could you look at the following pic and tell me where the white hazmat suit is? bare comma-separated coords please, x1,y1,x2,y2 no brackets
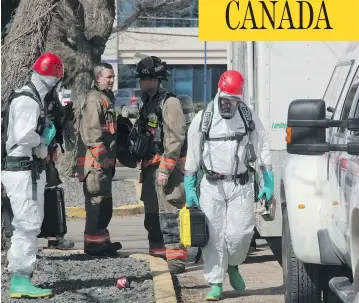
1,72,58,277
185,93,272,284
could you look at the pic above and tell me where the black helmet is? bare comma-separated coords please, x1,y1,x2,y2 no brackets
133,53,171,81
116,116,138,168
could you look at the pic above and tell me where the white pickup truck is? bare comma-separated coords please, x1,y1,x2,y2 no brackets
282,42,359,302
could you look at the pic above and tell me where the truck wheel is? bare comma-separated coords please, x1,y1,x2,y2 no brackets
282,204,321,303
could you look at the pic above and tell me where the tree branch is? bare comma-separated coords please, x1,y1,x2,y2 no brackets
1,0,21,30
111,0,185,33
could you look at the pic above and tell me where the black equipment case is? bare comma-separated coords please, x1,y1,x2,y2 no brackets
38,187,67,238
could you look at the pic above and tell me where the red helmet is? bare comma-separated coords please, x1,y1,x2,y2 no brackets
32,53,64,78
218,70,244,95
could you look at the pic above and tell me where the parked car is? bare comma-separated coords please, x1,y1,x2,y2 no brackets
282,42,359,303
59,89,71,106
114,88,142,118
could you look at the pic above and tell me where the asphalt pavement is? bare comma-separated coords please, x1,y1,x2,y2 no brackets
37,215,284,303
113,166,138,181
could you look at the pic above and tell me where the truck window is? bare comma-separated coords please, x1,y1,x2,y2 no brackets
338,67,359,133
323,62,353,115
351,98,359,137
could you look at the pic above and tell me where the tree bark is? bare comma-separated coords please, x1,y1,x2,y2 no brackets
1,0,187,178
45,0,116,178
1,0,58,103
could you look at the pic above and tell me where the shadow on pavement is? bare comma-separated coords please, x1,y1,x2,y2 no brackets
181,284,209,290
181,264,203,273
171,273,184,303
243,254,278,264
37,252,132,261
223,285,284,299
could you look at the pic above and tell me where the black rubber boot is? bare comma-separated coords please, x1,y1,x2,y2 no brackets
108,241,122,251
84,243,119,257
47,237,75,250
167,258,186,274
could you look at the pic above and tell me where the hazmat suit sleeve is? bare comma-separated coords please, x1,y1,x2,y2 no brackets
80,99,108,162
184,111,203,176
250,109,272,170
159,97,186,175
11,96,41,148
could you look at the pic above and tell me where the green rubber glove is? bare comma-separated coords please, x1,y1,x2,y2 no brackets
184,175,199,207
258,170,274,201
42,121,56,146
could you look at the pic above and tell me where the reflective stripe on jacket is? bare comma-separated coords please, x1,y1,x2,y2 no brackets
76,88,117,181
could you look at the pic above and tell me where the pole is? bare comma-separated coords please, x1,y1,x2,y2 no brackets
198,41,208,131
204,41,207,105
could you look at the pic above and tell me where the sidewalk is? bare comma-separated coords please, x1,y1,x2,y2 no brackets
176,240,284,303
38,215,284,302
38,214,148,253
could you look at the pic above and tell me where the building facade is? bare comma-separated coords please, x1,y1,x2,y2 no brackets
102,0,228,103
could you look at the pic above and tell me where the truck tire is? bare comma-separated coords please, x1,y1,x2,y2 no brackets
282,204,321,303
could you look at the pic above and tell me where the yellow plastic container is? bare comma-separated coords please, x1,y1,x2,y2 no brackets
180,206,209,248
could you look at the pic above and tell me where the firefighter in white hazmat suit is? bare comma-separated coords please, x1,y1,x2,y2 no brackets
184,70,274,301
1,53,64,298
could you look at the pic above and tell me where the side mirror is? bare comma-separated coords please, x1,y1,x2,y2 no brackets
286,99,359,156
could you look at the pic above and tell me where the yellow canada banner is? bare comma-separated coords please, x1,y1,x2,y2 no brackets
198,0,359,41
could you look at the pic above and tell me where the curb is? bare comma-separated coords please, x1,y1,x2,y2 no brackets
40,250,178,303
130,254,177,303
65,179,144,219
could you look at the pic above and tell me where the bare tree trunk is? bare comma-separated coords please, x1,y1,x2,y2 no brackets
1,0,58,103
1,0,186,179
1,0,115,178
44,0,115,178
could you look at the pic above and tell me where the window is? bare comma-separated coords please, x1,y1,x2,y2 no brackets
174,68,193,96
353,97,359,137
116,90,129,98
118,0,137,26
118,64,227,103
338,67,359,133
323,62,353,119
118,0,198,28
122,91,130,97
118,65,137,89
